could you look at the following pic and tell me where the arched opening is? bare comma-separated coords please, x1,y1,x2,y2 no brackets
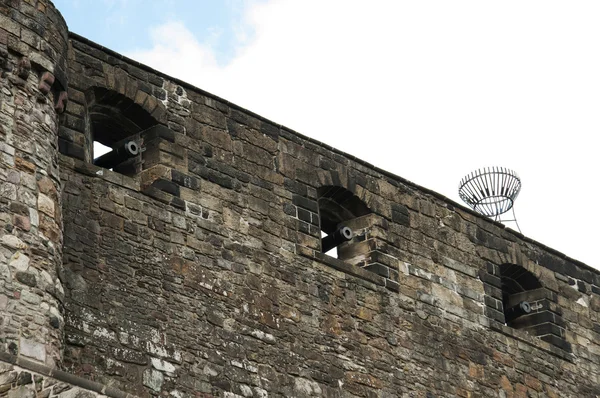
86,87,157,176
498,263,569,351
317,186,371,259
500,264,543,328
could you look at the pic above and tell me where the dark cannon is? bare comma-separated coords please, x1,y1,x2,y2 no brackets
322,226,353,253
505,301,532,322
93,140,140,169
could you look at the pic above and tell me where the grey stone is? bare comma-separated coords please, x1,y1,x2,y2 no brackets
19,338,45,362
143,369,164,392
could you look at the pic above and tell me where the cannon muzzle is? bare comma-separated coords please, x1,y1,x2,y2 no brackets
505,300,531,322
322,226,353,253
93,140,140,169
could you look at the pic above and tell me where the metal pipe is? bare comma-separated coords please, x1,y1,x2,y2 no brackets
322,226,353,253
505,300,531,322
93,140,139,169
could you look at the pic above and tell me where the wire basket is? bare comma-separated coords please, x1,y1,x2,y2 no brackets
458,167,521,217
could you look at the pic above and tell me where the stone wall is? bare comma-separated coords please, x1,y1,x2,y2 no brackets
0,351,134,398
53,32,600,398
0,362,99,398
1,2,600,398
1,0,69,368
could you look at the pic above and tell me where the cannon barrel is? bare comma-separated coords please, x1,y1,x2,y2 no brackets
93,140,140,169
322,226,353,253
505,300,531,322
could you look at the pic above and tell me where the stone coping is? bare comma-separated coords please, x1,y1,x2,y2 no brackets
0,351,137,398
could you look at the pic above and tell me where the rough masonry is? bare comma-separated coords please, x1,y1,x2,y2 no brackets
1,1,600,398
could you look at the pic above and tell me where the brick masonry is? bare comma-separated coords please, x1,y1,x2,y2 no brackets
2,1,600,398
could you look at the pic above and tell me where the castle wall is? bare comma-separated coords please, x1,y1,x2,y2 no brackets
0,0,69,368
1,2,599,397
51,33,600,398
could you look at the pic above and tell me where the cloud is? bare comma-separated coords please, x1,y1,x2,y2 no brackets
127,21,222,89
125,0,600,268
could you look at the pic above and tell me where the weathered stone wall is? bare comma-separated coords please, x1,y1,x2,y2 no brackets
0,0,69,368
51,33,600,398
1,2,600,397
0,362,100,398
0,351,134,398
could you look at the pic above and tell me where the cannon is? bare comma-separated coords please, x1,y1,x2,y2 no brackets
322,225,353,253
93,140,140,169
505,300,531,322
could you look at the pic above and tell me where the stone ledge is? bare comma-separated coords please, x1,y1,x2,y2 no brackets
59,155,140,191
488,321,574,362
0,351,137,398
298,246,391,289
60,155,185,210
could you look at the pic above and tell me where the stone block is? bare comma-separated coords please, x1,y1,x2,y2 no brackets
7,385,35,398
37,193,55,217
19,337,46,362
15,271,36,287
2,235,27,250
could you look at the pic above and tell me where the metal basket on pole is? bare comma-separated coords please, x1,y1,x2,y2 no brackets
458,167,522,233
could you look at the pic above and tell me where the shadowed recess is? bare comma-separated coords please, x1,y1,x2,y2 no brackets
87,87,156,147
499,263,542,297
317,186,371,235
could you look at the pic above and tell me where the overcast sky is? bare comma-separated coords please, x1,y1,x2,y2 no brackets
54,0,599,269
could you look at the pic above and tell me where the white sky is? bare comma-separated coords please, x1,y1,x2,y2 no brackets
122,1,599,269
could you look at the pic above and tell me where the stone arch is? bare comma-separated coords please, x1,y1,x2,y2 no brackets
99,64,168,124
316,186,373,261
58,62,168,163
499,264,544,327
483,262,570,352
84,87,159,175
317,185,371,235
315,185,396,285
